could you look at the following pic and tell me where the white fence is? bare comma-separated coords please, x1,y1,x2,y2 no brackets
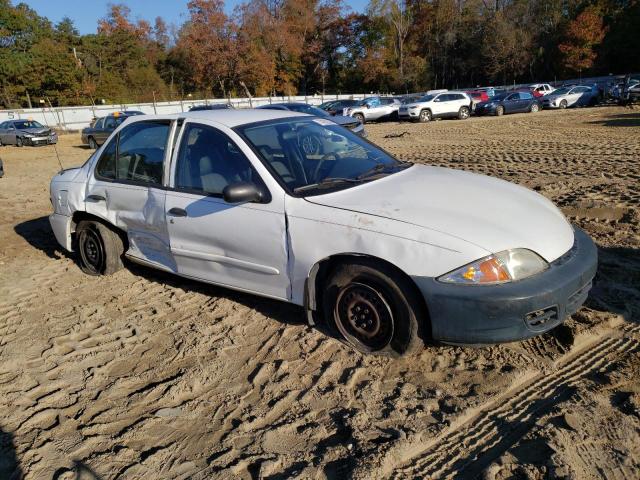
0,94,367,131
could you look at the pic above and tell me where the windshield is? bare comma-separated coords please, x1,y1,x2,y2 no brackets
491,93,508,101
14,120,44,129
285,104,329,117
235,118,409,196
553,87,572,95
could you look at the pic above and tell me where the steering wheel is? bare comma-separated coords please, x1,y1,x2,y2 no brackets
313,152,340,182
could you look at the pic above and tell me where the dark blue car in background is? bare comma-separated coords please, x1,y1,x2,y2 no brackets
475,91,541,116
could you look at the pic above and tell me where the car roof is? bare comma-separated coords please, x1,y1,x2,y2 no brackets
124,108,311,128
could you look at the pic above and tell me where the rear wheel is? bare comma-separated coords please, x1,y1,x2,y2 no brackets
458,106,470,119
16,137,23,147
323,259,424,356
77,220,124,276
495,105,504,116
419,109,432,123
88,137,98,149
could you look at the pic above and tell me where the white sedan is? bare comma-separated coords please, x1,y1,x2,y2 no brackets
49,110,597,355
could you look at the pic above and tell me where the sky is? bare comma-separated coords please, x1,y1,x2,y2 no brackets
20,0,369,35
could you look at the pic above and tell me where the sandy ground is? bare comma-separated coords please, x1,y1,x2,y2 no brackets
0,106,639,480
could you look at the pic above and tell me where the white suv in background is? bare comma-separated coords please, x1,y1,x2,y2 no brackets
399,92,472,122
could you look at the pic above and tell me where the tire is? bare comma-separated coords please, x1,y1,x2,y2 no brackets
418,109,432,123
559,100,568,109
76,220,124,276
530,103,539,113
495,105,504,116
88,137,98,149
322,259,424,357
354,113,365,124
16,137,23,147
458,106,470,120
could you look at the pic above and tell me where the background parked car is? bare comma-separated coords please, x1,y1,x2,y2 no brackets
321,99,359,116
466,90,490,111
0,119,58,147
541,85,600,109
475,91,541,116
344,96,401,124
620,74,640,104
81,112,141,148
189,104,233,111
529,83,555,96
257,102,365,136
399,92,472,122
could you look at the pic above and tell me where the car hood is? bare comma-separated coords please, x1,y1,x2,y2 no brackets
21,127,52,135
331,115,360,127
306,165,574,262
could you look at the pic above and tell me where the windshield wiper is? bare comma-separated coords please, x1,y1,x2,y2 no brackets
356,160,412,180
293,177,361,194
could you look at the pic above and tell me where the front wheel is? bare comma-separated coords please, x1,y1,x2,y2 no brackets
354,113,365,124
16,137,23,147
323,260,424,356
77,220,124,276
458,106,470,119
88,137,98,149
495,105,504,116
530,103,539,113
559,100,568,109
419,109,432,122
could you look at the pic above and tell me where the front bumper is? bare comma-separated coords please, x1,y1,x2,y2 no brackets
398,108,420,119
25,134,58,145
413,227,598,345
474,105,497,116
542,100,561,109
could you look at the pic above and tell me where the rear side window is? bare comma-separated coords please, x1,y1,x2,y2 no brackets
95,121,170,185
104,117,117,129
174,123,259,196
118,122,169,185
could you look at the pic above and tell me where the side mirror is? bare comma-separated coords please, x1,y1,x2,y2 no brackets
222,182,265,204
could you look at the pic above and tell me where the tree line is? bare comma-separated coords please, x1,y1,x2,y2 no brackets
0,0,638,108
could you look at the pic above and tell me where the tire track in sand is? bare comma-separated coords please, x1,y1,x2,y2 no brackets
388,323,640,479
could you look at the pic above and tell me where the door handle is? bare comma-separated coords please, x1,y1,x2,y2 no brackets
168,207,188,217
87,194,106,202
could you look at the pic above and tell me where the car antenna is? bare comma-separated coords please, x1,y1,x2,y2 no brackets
52,142,65,173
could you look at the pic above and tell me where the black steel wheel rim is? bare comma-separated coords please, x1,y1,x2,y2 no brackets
79,228,104,274
335,282,394,351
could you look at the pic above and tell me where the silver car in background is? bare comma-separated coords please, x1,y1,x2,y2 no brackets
345,97,401,124
541,85,600,109
0,119,58,147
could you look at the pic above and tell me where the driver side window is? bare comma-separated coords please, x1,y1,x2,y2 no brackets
174,123,259,197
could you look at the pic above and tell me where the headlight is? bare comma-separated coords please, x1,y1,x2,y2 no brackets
438,249,548,285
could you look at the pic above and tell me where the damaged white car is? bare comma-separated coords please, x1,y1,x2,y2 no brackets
49,110,597,356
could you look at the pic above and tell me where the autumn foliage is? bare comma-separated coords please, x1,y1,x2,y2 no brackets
0,0,638,108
